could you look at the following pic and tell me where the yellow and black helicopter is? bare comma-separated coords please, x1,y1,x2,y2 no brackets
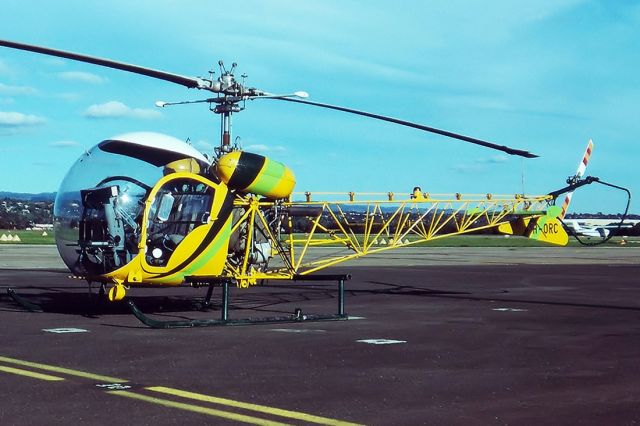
1,40,623,327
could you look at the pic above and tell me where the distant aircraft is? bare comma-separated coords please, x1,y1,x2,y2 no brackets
562,220,609,239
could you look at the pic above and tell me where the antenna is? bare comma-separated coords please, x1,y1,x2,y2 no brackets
521,158,526,195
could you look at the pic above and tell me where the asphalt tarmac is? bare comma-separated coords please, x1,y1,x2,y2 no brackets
0,246,639,425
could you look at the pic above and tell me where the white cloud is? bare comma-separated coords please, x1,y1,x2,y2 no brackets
452,154,509,172
214,34,431,86
49,140,80,148
56,92,83,101
58,71,106,84
0,59,11,75
452,163,484,173
84,101,161,119
476,155,508,164
244,144,269,152
439,94,512,111
244,144,287,153
0,83,38,96
43,58,67,67
0,111,46,127
194,139,214,151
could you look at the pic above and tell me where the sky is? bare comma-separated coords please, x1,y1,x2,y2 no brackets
0,0,638,213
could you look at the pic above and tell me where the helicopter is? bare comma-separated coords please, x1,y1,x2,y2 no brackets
1,39,608,327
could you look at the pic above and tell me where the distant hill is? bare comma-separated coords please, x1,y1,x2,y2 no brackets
0,192,56,202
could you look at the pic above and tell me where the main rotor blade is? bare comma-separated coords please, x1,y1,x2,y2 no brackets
275,97,538,158
0,39,209,90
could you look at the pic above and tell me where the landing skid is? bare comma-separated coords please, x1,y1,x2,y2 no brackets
128,274,351,329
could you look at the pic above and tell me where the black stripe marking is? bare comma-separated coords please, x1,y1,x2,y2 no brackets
227,152,265,190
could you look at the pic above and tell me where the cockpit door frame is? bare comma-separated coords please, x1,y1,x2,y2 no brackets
138,172,226,274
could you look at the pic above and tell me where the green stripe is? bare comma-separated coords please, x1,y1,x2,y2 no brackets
245,158,285,196
529,217,547,240
150,191,234,281
546,205,562,218
182,219,232,276
157,222,231,283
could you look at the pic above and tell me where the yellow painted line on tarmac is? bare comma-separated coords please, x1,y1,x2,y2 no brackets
148,386,363,426
108,390,291,426
0,365,65,381
0,356,361,425
0,355,127,383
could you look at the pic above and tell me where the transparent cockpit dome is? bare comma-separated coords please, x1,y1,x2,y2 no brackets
53,132,210,274
53,146,160,273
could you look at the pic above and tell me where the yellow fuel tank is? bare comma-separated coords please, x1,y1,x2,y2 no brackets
216,151,296,199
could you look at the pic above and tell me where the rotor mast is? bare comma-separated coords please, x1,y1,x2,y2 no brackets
221,111,232,153
208,60,243,157
155,60,307,159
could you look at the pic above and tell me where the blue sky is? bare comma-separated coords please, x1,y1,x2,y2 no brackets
1,0,638,213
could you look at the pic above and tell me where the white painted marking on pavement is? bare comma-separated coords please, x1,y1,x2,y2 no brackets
357,339,407,345
492,308,528,312
42,328,89,334
269,329,327,333
96,383,132,390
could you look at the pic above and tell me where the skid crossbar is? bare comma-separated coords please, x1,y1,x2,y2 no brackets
128,274,351,329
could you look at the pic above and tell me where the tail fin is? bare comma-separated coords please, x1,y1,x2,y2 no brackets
559,139,594,219
498,212,569,246
496,141,594,246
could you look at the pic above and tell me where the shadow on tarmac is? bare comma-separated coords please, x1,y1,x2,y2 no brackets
357,280,640,312
3,271,640,322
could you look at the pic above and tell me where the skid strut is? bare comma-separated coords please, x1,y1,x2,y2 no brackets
128,274,351,329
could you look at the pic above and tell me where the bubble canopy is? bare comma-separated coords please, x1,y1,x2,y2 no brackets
53,132,210,274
